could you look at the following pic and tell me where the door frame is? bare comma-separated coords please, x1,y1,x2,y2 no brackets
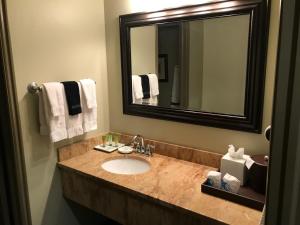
266,0,300,224
0,0,32,225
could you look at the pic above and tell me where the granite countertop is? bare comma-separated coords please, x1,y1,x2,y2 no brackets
58,150,262,225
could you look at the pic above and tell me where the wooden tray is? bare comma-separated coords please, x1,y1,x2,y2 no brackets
201,179,265,211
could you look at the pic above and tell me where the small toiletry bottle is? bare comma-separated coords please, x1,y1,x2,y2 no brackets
108,133,113,146
101,135,107,147
113,134,120,147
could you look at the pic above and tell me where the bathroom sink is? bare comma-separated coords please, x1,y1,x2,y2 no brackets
101,156,150,175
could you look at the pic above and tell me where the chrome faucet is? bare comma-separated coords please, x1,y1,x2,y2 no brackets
128,135,154,156
130,134,144,152
145,144,155,156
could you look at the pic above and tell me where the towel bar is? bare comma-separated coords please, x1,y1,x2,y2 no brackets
27,82,42,94
27,81,96,94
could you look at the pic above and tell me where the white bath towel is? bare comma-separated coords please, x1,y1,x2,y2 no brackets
79,79,97,109
43,82,65,116
79,80,97,132
40,83,67,142
63,82,84,138
132,75,143,103
147,74,159,97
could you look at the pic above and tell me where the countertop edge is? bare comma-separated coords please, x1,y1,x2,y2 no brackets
57,162,227,225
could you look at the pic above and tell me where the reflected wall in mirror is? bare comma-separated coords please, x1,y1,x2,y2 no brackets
120,0,269,132
130,15,250,116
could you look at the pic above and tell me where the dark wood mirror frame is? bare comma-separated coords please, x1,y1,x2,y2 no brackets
119,0,269,133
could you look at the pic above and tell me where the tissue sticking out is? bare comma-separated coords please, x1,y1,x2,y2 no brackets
228,145,244,159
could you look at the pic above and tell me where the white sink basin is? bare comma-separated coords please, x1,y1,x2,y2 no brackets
101,156,150,175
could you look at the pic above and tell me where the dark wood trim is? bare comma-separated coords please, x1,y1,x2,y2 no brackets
0,0,32,224
266,0,300,224
119,0,270,133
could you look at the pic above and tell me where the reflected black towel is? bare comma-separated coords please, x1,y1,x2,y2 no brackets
140,75,150,99
61,81,82,115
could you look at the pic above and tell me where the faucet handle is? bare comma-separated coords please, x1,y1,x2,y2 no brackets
145,144,155,156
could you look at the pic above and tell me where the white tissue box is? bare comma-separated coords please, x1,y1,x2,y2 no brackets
220,153,248,185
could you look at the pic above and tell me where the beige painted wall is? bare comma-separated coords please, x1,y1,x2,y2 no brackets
104,0,281,155
6,0,109,225
201,15,249,115
188,20,204,109
131,26,157,75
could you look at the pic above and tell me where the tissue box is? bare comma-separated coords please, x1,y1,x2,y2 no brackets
220,153,248,185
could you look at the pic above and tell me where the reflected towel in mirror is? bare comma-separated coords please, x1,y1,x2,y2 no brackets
132,75,143,103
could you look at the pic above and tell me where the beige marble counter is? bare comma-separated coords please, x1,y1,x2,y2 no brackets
58,148,262,225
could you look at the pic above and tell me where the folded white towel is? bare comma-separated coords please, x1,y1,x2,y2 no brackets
222,173,241,193
147,74,159,97
63,82,84,138
207,171,222,188
79,80,97,132
79,79,97,109
132,75,143,103
43,82,65,116
41,83,67,142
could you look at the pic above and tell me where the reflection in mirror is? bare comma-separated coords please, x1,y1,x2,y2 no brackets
130,14,250,116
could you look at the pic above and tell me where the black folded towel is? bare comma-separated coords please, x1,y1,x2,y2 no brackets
140,75,150,99
61,81,82,115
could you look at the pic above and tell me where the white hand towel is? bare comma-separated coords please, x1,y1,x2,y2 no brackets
147,74,159,97
43,82,65,116
207,171,222,188
41,83,67,142
63,82,84,138
132,75,143,103
79,81,97,132
79,79,97,109
222,173,241,193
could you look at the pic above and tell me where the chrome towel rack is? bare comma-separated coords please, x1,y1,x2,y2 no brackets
27,82,43,94
27,81,96,94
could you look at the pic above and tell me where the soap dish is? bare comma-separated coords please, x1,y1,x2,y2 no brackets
118,146,133,154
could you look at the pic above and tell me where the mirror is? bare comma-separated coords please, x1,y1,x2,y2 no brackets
130,14,250,116
120,0,269,132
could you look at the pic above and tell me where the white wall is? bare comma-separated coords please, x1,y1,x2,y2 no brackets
131,26,157,75
6,0,109,224
104,0,281,155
